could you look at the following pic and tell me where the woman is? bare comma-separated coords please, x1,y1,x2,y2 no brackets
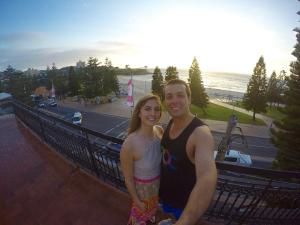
120,94,163,225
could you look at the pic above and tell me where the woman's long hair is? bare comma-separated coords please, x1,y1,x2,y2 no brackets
127,94,162,135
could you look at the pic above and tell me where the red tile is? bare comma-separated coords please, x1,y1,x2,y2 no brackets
0,117,131,225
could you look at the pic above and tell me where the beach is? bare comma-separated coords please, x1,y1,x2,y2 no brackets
118,76,245,103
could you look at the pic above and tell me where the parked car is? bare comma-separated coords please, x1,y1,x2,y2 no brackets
72,112,82,125
106,142,122,152
38,102,46,108
49,101,57,107
214,150,252,166
108,96,117,102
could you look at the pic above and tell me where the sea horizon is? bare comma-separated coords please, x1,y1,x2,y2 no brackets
145,68,251,77
118,71,249,101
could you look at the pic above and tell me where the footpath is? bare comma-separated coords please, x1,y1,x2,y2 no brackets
59,97,272,139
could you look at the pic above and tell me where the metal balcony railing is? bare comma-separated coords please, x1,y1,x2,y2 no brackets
10,101,300,225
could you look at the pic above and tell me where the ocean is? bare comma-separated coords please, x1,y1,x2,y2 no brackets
118,71,251,101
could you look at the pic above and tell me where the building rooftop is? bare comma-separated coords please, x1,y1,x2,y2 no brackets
0,115,131,225
1,101,300,225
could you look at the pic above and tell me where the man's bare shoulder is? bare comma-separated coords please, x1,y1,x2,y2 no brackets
154,124,163,132
153,125,164,139
192,125,213,139
190,125,214,152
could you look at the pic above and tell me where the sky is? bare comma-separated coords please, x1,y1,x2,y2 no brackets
0,0,299,75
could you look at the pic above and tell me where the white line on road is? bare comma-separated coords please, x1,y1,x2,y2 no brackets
248,144,275,149
251,155,274,162
232,142,275,149
117,132,126,138
104,119,129,134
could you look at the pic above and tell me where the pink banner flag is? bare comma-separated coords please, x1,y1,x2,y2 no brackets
127,78,134,107
51,81,55,98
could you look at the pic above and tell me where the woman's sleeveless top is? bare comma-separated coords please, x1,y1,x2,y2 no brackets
133,138,161,180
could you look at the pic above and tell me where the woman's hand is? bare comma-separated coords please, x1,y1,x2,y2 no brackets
158,218,173,225
135,200,147,212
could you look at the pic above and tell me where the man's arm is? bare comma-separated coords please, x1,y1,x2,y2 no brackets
175,126,217,225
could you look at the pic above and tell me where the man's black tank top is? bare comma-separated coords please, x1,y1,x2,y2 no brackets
159,116,205,209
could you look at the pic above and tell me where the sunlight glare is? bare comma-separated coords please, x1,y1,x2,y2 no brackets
126,6,290,74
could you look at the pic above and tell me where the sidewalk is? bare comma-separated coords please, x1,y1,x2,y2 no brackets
59,97,271,138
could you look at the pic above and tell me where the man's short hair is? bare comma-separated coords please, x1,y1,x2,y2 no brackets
164,79,191,97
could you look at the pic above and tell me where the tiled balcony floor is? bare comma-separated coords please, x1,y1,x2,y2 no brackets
0,115,131,225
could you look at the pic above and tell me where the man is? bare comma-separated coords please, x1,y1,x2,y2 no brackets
158,79,217,225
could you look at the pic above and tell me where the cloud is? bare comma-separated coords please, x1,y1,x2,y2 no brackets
0,32,47,48
0,41,137,71
95,40,133,49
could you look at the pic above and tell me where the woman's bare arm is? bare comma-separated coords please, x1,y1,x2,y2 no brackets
120,138,146,211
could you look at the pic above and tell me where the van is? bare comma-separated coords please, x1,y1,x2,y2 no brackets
72,112,82,125
214,150,252,166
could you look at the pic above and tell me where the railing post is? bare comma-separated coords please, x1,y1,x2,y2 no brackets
238,180,273,225
83,129,100,177
37,111,47,142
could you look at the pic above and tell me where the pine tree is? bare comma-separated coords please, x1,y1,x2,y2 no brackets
165,66,179,82
4,65,15,76
48,63,57,79
271,21,300,171
54,74,68,98
267,71,278,107
81,57,101,98
188,57,208,112
1,65,15,92
151,66,164,99
6,67,32,104
68,66,80,96
102,66,119,95
276,70,288,106
243,56,268,120
87,57,100,69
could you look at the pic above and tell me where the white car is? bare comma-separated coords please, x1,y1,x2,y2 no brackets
72,112,82,125
38,102,46,108
106,142,122,152
214,150,252,166
49,101,57,107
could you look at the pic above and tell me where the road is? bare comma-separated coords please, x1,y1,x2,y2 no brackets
212,131,276,168
41,104,277,169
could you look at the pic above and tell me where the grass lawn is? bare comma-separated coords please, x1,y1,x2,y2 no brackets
190,103,266,125
227,100,285,121
264,106,286,121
